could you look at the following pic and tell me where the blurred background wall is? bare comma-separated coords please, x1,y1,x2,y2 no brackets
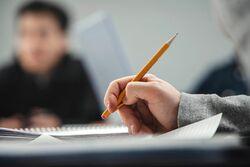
0,0,233,91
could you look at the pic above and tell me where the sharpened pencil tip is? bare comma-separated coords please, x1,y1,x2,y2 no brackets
167,33,178,46
101,110,111,119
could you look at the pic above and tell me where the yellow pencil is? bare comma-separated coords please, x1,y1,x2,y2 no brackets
101,33,178,119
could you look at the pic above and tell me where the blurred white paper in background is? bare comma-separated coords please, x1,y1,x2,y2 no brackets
70,12,132,123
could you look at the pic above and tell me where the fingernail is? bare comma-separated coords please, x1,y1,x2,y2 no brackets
107,102,111,111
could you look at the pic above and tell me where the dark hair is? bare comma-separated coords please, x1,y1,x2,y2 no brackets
17,1,69,32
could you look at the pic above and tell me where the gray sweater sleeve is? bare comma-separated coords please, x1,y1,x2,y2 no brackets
178,93,250,133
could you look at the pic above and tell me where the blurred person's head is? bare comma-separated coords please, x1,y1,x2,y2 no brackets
212,0,250,84
15,1,69,75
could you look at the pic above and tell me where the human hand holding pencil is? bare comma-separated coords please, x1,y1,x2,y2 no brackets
102,34,180,134
104,74,181,135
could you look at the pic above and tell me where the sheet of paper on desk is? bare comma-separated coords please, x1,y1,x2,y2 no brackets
30,134,63,144
156,113,222,140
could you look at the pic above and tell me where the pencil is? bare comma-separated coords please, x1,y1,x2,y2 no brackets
101,33,178,119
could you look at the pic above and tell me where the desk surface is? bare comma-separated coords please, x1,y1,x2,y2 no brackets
0,135,249,167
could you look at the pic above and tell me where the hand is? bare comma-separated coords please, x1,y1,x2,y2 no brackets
104,74,181,135
28,108,61,128
0,115,24,128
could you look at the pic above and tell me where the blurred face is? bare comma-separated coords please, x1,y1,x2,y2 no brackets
16,12,67,75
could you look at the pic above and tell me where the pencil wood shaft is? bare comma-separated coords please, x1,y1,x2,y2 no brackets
101,33,178,119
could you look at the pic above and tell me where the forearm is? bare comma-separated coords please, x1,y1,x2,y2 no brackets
178,93,250,133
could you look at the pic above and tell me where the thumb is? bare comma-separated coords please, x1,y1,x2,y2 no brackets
123,82,156,105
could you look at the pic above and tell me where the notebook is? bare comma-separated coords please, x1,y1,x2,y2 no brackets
0,113,222,142
0,124,128,140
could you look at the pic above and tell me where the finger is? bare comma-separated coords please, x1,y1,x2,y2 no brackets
142,74,160,82
0,118,23,129
136,100,154,127
105,93,117,113
104,76,134,112
118,106,153,134
118,105,141,134
123,81,157,105
104,74,161,112
137,124,153,134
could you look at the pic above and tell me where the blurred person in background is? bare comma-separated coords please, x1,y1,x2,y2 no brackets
193,0,250,97
0,1,101,128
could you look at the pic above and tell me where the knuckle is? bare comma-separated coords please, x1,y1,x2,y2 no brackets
144,74,159,82
146,73,156,78
126,82,134,92
147,82,164,96
147,81,158,88
108,80,117,88
126,82,133,89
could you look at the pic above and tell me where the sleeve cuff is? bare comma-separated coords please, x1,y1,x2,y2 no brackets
177,92,214,127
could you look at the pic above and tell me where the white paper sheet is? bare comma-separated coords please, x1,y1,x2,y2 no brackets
30,134,63,144
157,113,222,140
